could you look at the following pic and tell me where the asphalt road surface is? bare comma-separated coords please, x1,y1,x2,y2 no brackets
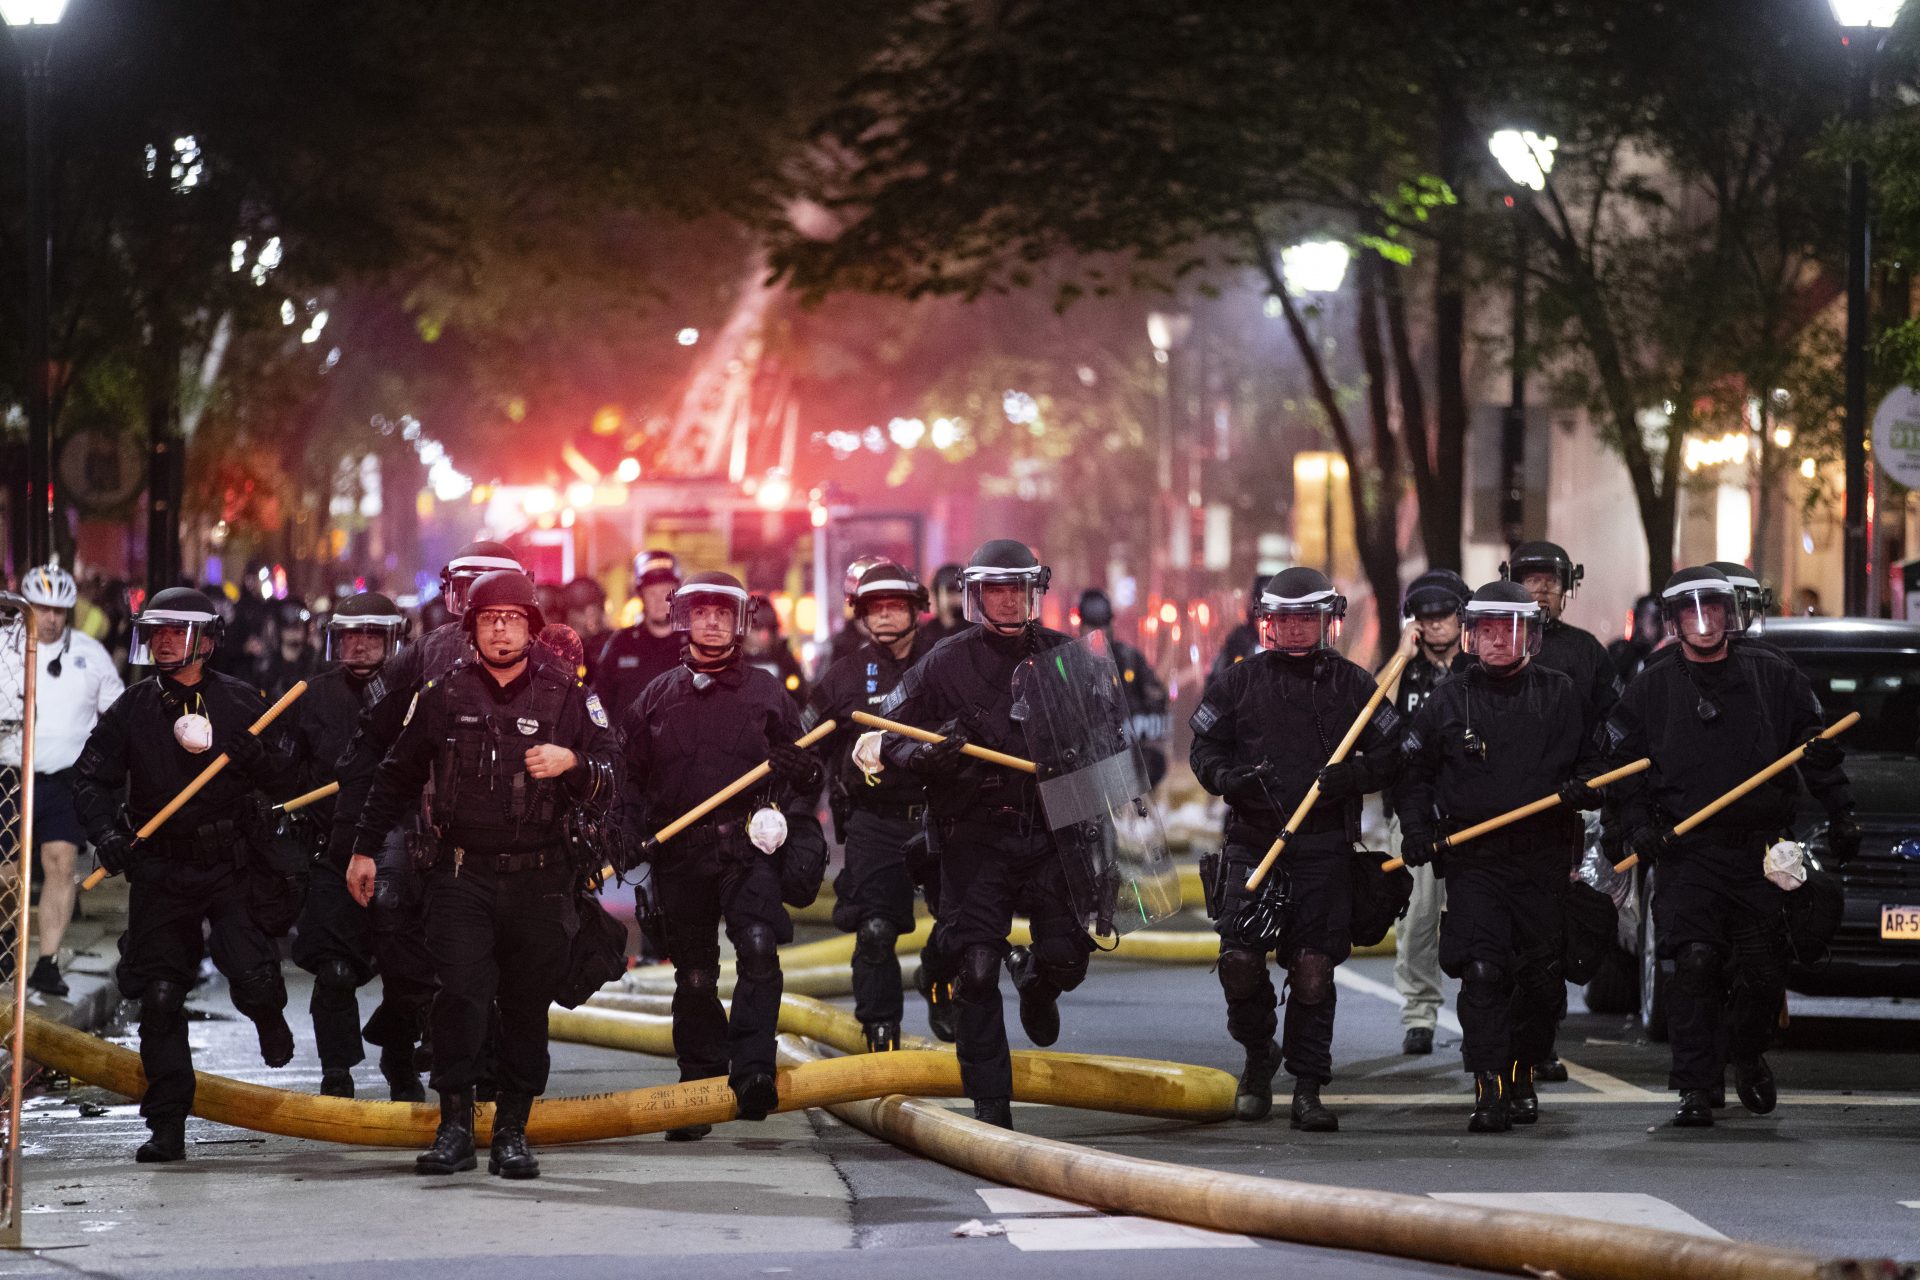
1,942,1914,1279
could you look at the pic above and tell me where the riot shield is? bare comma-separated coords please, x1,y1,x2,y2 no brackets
1011,632,1181,937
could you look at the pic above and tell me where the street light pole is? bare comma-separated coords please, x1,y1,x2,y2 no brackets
1,2,65,571
1829,1,1904,616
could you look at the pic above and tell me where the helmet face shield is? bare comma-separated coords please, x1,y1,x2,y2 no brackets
324,614,405,670
130,615,217,669
962,570,1046,629
1662,588,1735,642
670,583,751,643
1462,608,1543,666
1256,604,1341,654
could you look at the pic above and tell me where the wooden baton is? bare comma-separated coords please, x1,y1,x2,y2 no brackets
273,781,339,815
600,718,838,881
1379,758,1650,873
83,680,310,890
850,710,1039,774
1611,710,1861,874
1244,641,1413,892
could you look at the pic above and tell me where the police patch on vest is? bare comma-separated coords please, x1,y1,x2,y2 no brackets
585,693,608,728
1370,704,1401,735
516,717,540,735
1191,701,1221,733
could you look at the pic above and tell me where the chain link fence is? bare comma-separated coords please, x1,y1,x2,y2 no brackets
0,591,39,1245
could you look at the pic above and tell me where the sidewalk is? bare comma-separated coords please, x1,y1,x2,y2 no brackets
16,874,127,1038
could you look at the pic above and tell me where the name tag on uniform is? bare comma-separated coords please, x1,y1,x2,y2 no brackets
618,656,638,669
516,717,540,735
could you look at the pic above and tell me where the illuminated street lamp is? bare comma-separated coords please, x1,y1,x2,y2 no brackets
1,0,68,570
1828,0,1906,615
1279,240,1351,295
1488,128,1555,547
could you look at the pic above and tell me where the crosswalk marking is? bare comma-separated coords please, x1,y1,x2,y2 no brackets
1427,1192,1725,1239
971,1187,1259,1250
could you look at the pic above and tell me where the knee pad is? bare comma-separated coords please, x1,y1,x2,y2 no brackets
1216,948,1268,1001
954,945,1002,1005
733,923,781,983
1461,958,1510,1009
676,965,722,995
228,963,288,1017
1031,934,1093,993
853,917,900,966
140,979,189,1029
1673,942,1726,999
1288,949,1336,1006
314,958,360,997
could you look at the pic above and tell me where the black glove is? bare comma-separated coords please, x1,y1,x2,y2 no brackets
1399,832,1445,868
1802,736,1844,770
767,740,823,790
1628,825,1671,867
905,719,971,777
1215,762,1273,806
95,830,136,877
219,729,266,774
1825,812,1862,865
1558,777,1603,811
617,835,659,877
1315,758,1368,802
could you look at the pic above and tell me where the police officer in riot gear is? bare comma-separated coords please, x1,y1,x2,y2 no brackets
825,554,888,668
349,570,618,1179
563,577,611,682
808,562,944,1052
619,572,827,1139
1075,589,1171,789
1189,568,1402,1131
1394,582,1603,1132
1608,566,1856,1128
1608,593,1665,683
1708,562,1777,640
921,563,969,644
877,539,1095,1130
1501,540,1619,1083
594,549,687,715
286,592,428,1101
1388,569,1474,1057
1204,575,1270,697
73,587,302,1163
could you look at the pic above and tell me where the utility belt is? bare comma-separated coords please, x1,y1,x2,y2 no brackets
440,844,569,875
1671,824,1776,853
146,817,252,868
1226,807,1345,849
668,814,751,856
938,800,1034,832
854,796,928,823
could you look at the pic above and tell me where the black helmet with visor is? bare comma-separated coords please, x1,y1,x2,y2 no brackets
1501,540,1584,595
1707,561,1772,633
670,571,752,643
961,539,1050,633
1254,567,1347,655
440,540,522,618
130,587,225,670
1461,580,1544,673
1660,566,1737,650
1402,569,1470,620
325,591,405,676
852,562,928,647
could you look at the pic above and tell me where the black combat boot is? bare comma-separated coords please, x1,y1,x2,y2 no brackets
1733,1057,1776,1115
319,1068,355,1099
1005,947,1061,1047
1289,1078,1339,1132
135,1115,187,1163
1671,1089,1715,1128
416,1087,477,1174
1401,1026,1433,1055
973,1097,1013,1129
1234,1039,1283,1122
863,1022,900,1053
916,965,958,1043
733,1072,778,1122
1532,1056,1568,1084
1507,1061,1538,1125
1468,1071,1509,1133
253,1010,295,1069
488,1092,540,1180
381,1043,426,1103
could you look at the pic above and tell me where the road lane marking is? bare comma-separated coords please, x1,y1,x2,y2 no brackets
1427,1192,1725,1239
1335,967,1656,1098
977,1188,1099,1215
999,1217,1259,1250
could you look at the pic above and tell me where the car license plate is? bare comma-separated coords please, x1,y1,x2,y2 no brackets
1881,906,1920,940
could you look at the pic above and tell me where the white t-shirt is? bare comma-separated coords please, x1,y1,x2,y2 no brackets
0,627,124,774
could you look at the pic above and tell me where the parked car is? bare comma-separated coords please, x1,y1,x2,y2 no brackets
1582,618,1920,1039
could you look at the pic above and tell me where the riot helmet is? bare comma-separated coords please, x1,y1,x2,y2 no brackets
461,570,544,669
961,539,1050,635
563,576,606,610
851,561,928,647
130,587,225,670
841,554,887,617
1076,588,1115,631
324,591,404,677
22,563,77,610
1402,569,1470,620
439,540,522,618
1660,566,1737,657
1501,540,1584,603
633,548,682,591
1461,580,1544,675
1254,567,1346,656
1708,561,1772,633
670,570,751,655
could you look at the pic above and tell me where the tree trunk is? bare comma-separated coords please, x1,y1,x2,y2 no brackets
1427,81,1471,573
